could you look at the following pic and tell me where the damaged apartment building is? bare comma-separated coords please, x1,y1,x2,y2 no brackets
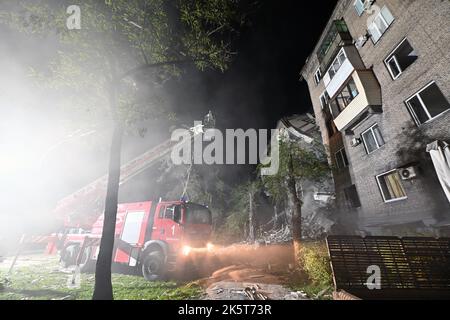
276,114,336,238
300,0,450,236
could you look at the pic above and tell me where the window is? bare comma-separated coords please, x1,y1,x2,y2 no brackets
368,6,394,43
376,170,407,202
384,39,418,79
314,68,322,85
319,91,330,109
164,205,175,220
185,204,212,225
361,124,385,154
335,148,349,169
354,0,366,16
329,78,359,117
173,205,182,223
121,211,145,244
327,49,347,80
326,118,337,138
405,82,450,125
344,185,361,208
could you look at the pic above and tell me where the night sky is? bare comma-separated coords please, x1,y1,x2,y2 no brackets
143,0,339,188
166,0,337,131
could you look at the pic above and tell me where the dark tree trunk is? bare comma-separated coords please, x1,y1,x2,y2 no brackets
92,123,123,300
273,204,278,229
287,154,303,264
248,192,255,243
89,60,190,300
92,84,123,300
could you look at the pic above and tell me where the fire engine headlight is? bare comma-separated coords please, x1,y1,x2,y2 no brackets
182,245,191,256
206,242,214,252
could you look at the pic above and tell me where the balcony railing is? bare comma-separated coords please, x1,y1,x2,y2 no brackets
316,20,353,73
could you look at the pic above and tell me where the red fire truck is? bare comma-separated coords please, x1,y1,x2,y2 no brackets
55,200,213,280
40,115,217,280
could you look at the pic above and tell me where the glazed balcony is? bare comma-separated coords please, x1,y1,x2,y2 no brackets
331,70,382,132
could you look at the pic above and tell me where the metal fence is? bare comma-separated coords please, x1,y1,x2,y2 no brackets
326,235,450,299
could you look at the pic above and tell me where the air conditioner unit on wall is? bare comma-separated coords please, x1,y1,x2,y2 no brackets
350,138,361,147
398,166,419,180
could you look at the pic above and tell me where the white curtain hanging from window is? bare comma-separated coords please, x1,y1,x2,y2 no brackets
427,140,450,203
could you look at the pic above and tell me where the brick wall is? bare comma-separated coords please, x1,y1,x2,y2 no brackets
301,0,450,235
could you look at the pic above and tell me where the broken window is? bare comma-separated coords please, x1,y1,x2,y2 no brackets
361,123,385,154
344,184,361,208
405,81,450,125
335,147,349,169
385,38,418,79
326,118,338,138
376,170,407,202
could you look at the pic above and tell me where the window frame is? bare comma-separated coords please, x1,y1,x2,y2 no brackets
384,38,417,80
354,0,366,16
120,211,145,244
329,77,360,116
326,48,348,80
335,147,349,170
369,6,394,44
164,205,176,220
314,68,322,85
385,55,401,79
405,81,450,126
319,91,329,109
375,169,407,203
361,123,384,154
344,184,361,208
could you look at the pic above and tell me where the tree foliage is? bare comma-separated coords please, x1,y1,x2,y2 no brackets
261,139,330,204
1,0,243,125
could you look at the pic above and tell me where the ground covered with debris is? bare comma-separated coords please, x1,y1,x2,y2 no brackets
0,243,333,300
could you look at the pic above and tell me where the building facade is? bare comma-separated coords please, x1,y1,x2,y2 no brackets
300,0,450,236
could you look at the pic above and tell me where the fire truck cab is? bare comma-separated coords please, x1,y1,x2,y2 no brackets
58,200,213,281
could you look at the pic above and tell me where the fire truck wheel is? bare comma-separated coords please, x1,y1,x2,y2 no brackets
141,250,166,281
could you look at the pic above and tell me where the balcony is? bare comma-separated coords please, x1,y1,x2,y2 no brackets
332,70,382,132
316,19,353,73
323,46,366,98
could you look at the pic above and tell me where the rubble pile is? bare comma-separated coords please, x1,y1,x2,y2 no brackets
205,281,309,300
260,225,292,244
256,206,335,244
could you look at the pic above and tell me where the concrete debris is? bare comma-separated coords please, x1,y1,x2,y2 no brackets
205,281,309,300
260,225,292,244
284,291,308,300
243,285,268,300
302,209,335,239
